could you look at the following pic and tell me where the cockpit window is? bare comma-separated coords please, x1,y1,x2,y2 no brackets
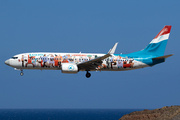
11,57,18,59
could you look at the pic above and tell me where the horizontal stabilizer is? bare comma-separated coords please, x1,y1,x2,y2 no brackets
152,54,173,60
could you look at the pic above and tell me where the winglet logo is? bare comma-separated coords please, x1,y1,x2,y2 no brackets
68,65,74,71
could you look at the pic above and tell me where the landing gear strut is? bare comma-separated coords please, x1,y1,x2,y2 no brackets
86,71,91,78
20,70,24,76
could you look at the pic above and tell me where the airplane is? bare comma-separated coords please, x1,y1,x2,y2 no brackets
5,25,173,78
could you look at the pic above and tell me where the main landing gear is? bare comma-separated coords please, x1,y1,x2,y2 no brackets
86,71,91,78
20,70,24,76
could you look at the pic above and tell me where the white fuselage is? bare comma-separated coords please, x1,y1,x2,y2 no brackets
5,52,149,72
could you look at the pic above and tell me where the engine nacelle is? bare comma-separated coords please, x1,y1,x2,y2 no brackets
61,63,78,74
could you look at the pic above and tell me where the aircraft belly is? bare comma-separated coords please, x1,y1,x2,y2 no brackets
98,60,149,71
133,60,149,68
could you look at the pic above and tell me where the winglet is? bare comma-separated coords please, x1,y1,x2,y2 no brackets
108,42,118,54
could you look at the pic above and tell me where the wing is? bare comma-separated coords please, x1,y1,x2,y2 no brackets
77,43,118,71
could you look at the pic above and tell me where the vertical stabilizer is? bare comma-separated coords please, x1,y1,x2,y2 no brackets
126,25,172,57
142,25,171,56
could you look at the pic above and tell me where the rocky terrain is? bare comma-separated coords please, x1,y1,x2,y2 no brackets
119,106,180,120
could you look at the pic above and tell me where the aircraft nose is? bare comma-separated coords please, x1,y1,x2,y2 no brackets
5,59,10,65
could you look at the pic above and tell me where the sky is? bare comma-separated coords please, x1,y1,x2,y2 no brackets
0,1,180,109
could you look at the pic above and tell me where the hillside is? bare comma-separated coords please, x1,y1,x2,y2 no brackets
119,106,180,120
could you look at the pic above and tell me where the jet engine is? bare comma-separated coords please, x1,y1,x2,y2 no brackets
61,63,78,74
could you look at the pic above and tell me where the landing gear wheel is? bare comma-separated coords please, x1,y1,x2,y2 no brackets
20,70,24,76
86,72,91,78
20,72,24,76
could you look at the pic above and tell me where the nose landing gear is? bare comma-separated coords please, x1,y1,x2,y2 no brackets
20,70,24,76
86,71,91,78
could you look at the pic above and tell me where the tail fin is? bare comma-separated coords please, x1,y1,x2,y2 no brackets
142,25,172,56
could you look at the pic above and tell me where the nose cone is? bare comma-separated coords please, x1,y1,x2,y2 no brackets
5,59,10,65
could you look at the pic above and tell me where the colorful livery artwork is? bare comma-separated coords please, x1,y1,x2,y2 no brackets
18,53,135,69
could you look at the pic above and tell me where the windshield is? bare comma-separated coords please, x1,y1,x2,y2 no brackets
11,57,18,59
